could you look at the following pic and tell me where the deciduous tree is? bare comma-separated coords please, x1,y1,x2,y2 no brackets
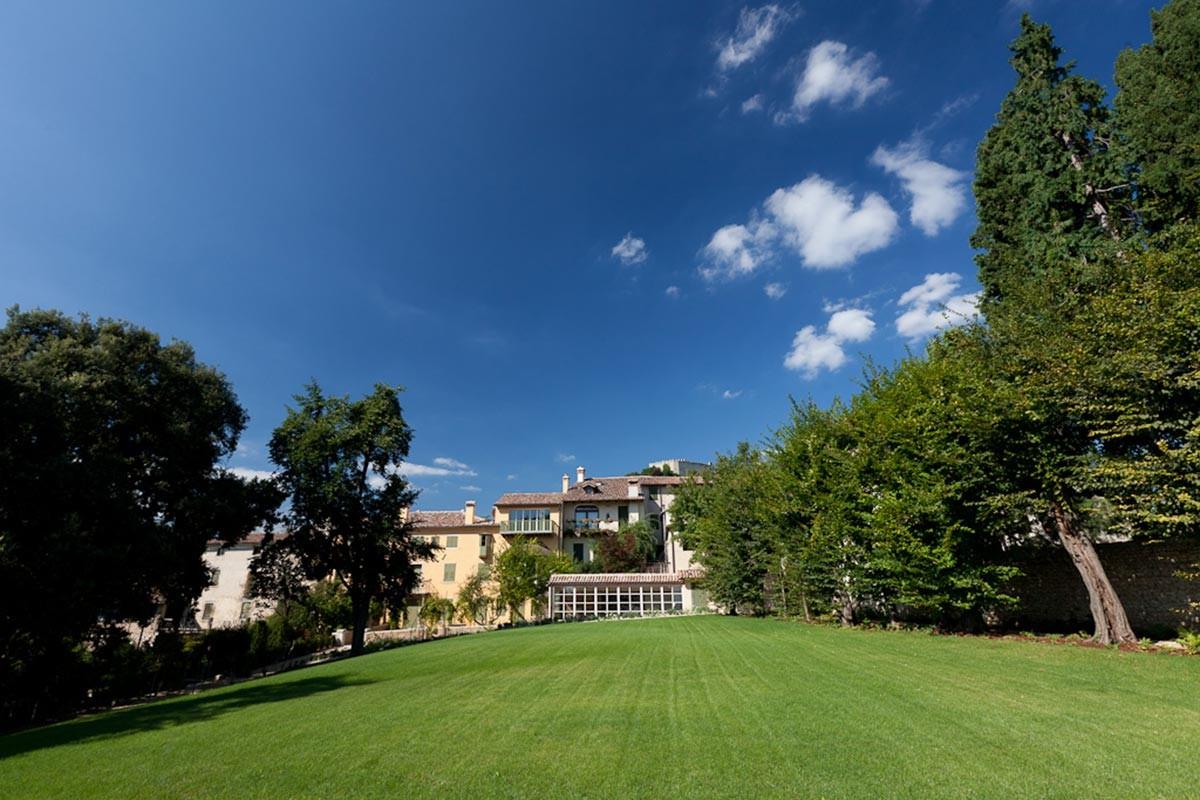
267,382,437,654
0,308,279,726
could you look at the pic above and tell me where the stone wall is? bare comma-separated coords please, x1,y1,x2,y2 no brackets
1007,540,1200,636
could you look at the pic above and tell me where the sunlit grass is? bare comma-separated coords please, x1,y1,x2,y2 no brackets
3,615,1198,799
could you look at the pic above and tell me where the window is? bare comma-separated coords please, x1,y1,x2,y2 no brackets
210,568,220,585
478,564,491,579
414,563,424,579
446,535,458,548
429,535,440,546
201,603,214,620
618,505,628,524
552,582,687,620
508,508,551,532
479,535,492,558
572,542,585,562
573,505,599,531
239,601,252,621
443,563,456,582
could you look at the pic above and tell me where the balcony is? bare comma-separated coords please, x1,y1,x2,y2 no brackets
499,519,559,534
563,519,603,534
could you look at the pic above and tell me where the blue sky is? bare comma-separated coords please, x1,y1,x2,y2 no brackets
0,0,1161,510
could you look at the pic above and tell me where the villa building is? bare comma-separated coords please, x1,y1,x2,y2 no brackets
406,501,499,622
187,461,709,631
407,463,708,622
492,464,697,572
491,464,708,620
191,533,275,631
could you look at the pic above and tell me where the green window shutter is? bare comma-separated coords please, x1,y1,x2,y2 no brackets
443,563,456,582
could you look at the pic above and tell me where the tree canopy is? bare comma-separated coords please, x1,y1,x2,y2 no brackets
0,308,278,726
261,382,436,654
677,3,1200,645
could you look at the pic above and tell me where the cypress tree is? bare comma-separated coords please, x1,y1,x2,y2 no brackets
1114,0,1200,231
971,16,1125,307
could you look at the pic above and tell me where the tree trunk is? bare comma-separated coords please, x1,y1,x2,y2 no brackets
838,595,855,627
350,594,370,655
1050,503,1136,645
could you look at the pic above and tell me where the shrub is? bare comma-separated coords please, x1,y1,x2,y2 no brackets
1178,630,1200,655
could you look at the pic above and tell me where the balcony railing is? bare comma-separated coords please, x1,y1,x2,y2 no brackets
499,519,559,534
563,519,603,534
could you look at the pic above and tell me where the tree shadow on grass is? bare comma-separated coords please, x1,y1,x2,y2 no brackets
0,673,376,759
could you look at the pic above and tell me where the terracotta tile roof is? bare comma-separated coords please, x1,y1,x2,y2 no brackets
548,572,688,585
410,510,495,528
562,478,642,503
494,474,702,508
206,531,282,547
493,492,564,507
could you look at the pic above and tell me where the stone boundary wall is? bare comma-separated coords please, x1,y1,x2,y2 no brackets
1007,539,1200,636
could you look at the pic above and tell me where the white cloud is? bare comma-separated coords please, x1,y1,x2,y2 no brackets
871,141,967,235
717,5,792,72
506,474,517,481
611,232,648,265
665,285,681,298
741,94,765,114
701,176,897,278
399,459,477,477
459,484,482,493
555,453,576,464
826,308,875,342
789,41,889,121
700,218,776,280
784,307,876,378
433,456,470,471
765,177,899,268
894,272,980,341
764,282,787,300
722,389,743,400
229,467,275,482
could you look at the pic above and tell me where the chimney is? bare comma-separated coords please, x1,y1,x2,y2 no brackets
562,473,570,493
627,478,641,499
464,500,476,525
576,465,586,485
400,507,410,523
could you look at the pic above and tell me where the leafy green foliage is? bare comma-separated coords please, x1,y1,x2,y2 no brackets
0,308,279,728
1115,0,1200,230
267,382,437,653
971,16,1125,306
1178,629,1200,655
673,443,779,616
418,596,456,634
626,464,676,476
594,521,657,572
1014,223,1200,530
454,569,494,625
492,537,574,620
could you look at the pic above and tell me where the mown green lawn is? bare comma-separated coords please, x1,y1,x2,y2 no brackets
2,616,1198,799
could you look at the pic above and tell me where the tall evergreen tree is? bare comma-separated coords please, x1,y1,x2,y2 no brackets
1115,0,1200,231
971,15,1125,306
